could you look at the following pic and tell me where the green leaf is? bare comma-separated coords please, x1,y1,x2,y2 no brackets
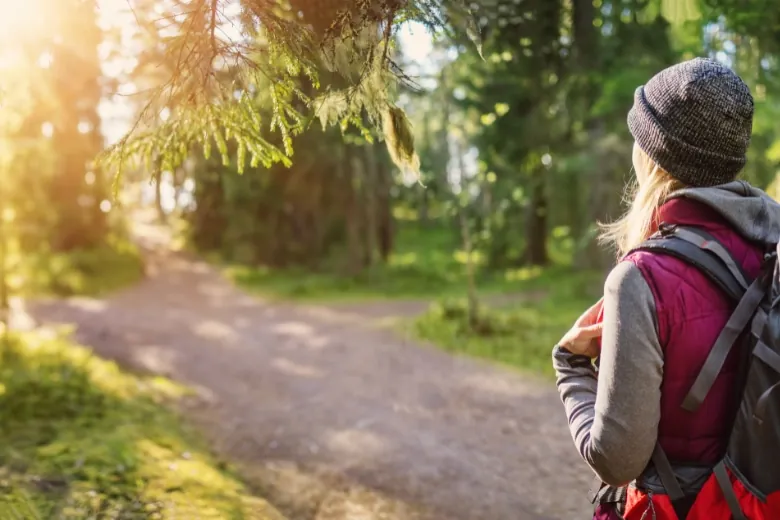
660,0,700,26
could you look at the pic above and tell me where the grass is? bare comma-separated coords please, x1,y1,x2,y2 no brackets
224,221,579,302
11,234,145,298
0,330,285,519
219,216,604,377
411,268,603,377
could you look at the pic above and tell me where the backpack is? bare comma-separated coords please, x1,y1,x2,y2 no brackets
592,222,780,520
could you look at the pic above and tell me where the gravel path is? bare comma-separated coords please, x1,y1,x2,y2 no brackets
19,221,594,520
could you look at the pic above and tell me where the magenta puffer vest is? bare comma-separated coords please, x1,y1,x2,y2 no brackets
623,197,765,464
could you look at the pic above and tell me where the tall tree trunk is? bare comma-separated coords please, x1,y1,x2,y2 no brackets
455,137,479,328
525,168,548,266
349,149,372,270
49,0,106,252
376,154,394,262
418,108,434,226
437,67,452,212
362,144,379,268
344,148,363,276
567,171,584,246
193,162,226,252
573,0,611,271
313,179,329,269
459,207,479,329
418,190,430,225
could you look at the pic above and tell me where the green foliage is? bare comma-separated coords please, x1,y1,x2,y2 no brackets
7,231,144,298
313,51,421,173
0,331,285,519
412,268,602,376
181,120,397,270
101,98,295,194
224,220,576,301
98,0,491,179
659,0,701,27
225,222,463,301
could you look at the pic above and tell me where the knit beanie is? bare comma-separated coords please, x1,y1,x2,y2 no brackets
627,57,754,187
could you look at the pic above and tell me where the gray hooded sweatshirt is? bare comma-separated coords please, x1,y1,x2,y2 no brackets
554,181,780,487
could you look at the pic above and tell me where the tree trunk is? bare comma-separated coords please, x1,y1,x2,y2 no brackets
573,0,596,61
418,108,434,226
50,146,91,251
455,142,479,329
376,155,394,262
344,148,363,276
572,0,612,271
455,136,479,328
48,0,105,252
459,207,479,329
362,144,379,268
525,169,548,266
192,163,226,252
418,189,430,225
567,171,584,247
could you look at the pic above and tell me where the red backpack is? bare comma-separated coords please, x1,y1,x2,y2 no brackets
593,223,780,519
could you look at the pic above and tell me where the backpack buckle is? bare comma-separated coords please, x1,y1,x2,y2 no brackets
658,222,678,236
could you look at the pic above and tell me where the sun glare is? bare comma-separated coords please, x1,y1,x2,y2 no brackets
0,0,51,46
0,0,132,52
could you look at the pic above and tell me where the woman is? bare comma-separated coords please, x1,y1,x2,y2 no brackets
553,57,780,519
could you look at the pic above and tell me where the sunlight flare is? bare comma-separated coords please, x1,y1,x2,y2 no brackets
0,0,52,45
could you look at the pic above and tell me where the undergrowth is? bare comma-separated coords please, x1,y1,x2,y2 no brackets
223,222,577,302
0,330,284,519
412,269,603,376
12,234,144,298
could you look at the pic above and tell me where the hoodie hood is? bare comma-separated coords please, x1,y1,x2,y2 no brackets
669,180,780,244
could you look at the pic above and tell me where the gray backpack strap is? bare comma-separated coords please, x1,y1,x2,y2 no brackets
670,225,750,291
651,444,685,502
713,461,747,520
651,444,697,520
681,268,770,412
632,232,744,302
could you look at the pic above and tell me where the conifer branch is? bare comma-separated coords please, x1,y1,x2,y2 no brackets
103,0,485,181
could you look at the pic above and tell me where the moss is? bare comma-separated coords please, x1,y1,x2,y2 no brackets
0,331,285,519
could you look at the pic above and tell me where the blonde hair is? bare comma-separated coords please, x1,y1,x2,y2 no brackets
599,147,687,257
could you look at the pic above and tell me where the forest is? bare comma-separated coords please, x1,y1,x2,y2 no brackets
1,0,780,518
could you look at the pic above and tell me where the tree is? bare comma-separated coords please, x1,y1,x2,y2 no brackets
95,0,508,181
47,0,109,250
0,0,109,252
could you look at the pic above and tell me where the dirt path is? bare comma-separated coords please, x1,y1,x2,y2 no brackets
18,221,594,520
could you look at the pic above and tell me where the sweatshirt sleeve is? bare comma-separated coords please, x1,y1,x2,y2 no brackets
553,260,664,487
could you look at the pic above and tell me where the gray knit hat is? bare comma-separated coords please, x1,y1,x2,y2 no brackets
627,57,754,187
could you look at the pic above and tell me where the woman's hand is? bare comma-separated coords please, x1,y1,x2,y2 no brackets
558,298,604,358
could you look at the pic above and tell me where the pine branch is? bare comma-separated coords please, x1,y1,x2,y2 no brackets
102,0,484,181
